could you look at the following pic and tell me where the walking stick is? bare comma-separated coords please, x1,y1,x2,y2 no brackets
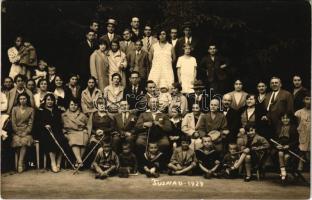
45,127,76,170
270,139,306,162
73,133,107,175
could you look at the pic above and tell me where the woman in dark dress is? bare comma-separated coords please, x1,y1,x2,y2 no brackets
36,93,69,172
52,75,73,112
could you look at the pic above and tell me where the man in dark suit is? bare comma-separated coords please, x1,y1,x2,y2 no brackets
221,93,240,143
198,43,230,95
89,19,99,40
130,17,143,42
99,18,122,47
175,22,200,59
123,71,146,111
113,101,138,151
135,97,172,158
263,77,294,137
127,40,150,84
186,80,210,113
169,28,178,48
292,75,308,111
77,30,96,86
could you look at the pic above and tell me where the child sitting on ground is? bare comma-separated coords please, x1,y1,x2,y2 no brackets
222,143,241,178
168,135,197,175
91,139,120,179
169,106,183,149
141,142,166,178
118,142,138,178
195,136,221,179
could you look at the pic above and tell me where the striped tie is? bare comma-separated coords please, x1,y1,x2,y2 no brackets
147,37,150,51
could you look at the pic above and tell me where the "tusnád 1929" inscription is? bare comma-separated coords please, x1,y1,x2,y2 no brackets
151,179,204,187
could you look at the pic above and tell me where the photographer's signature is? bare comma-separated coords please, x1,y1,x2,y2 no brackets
151,178,204,187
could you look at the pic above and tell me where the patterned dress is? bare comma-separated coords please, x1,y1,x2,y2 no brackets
295,108,311,151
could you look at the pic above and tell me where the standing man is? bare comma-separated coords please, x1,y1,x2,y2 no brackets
130,17,143,42
263,77,294,137
141,25,158,54
89,20,100,40
123,71,146,111
175,22,199,59
292,75,308,111
100,18,122,47
120,28,136,56
169,28,178,48
78,30,96,86
198,43,230,95
127,40,150,85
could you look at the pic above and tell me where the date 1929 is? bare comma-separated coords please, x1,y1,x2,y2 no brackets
151,179,204,187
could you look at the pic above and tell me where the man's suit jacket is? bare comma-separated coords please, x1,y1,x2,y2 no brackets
141,36,158,53
130,29,143,42
135,111,172,136
175,36,200,58
7,87,35,114
264,89,294,127
100,33,122,46
78,40,96,81
223,107,240,141
119,40,136,56
198,55,230,83
123,84,146,110
113,112,138,134
126,50,150,81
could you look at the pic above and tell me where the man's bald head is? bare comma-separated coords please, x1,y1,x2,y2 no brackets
222,94,232,108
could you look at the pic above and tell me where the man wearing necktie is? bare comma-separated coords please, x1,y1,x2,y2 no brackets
142,25,158,53
263,77,294,137
99,18,122,47
113,101,138,151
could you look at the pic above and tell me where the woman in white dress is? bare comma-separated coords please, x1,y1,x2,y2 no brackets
148,30,176,89
8,36,23,79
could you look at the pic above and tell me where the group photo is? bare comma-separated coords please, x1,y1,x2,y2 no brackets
1,0,311,199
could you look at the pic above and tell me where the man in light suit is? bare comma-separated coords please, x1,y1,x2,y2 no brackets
120,28,136,56
113,101,138,151
263,77,294,137
100,18,122,47
135,97,171,156
141,25,158,54
127,40,150,85
7,74,34,114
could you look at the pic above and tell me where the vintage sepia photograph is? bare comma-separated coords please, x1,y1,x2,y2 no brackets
1,0,311,199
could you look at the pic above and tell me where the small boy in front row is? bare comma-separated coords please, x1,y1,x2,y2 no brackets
168,135,197,175
118,142,138,178
222,143,241,178
195,136,221,179
141,142,166,178
92,139,120,179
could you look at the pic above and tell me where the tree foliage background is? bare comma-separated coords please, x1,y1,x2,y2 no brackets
1,0,310,91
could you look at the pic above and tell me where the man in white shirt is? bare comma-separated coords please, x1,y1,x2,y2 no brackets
169,28,178,47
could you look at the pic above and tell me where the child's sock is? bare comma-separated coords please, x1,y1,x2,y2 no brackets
280,167,286,177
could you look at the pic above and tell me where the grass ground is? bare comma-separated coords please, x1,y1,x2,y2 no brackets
1,169,310,199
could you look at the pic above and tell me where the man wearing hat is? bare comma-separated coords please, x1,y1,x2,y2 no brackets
186,80,209,112
175,21,200,59
100,18,122,46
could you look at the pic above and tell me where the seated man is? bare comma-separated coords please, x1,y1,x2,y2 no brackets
135,97,171,159
113,101,137,151
123,71,146,111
